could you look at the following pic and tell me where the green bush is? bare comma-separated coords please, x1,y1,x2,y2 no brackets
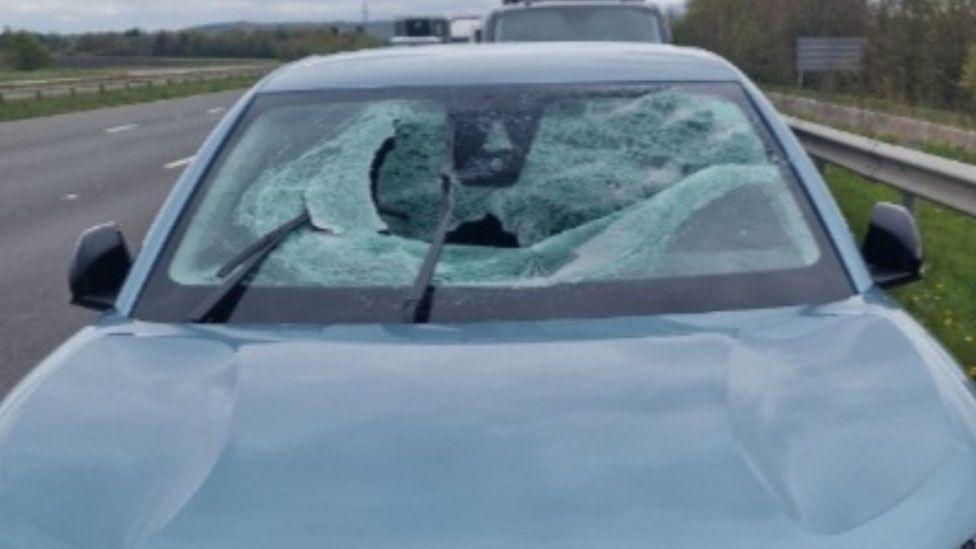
960,44,976,109
4,31,53,71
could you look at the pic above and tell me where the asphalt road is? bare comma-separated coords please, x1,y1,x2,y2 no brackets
0,90,245,396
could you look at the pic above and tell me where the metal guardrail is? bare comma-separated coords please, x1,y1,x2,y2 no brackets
0,66,272,103
785,115,976,217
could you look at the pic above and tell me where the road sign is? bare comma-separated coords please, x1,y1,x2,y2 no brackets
796,37,866,87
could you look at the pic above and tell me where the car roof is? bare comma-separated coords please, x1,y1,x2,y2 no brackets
259,43,740,93
394,16,449,21
493,0,664,12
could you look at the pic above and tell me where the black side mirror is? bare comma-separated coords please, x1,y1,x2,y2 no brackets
69,224,132,311
861,202,922,289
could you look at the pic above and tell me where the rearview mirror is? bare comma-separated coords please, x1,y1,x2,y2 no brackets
861,202,922,289
69,224,132,311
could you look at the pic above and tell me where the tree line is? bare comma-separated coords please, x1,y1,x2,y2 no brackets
0,30,54,71
0,26,382,71
675,0,976,111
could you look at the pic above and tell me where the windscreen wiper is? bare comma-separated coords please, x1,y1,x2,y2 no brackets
402,173,456,324
189,209,311,323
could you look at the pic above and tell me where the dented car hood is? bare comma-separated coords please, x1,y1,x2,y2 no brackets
1,292,976,549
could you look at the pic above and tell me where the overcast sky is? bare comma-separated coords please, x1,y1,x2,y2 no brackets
0,0,507,33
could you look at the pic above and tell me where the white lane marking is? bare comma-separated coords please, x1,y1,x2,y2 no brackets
207,107,227,115
61,193,79,201
104,123,138,134
164,156,195,170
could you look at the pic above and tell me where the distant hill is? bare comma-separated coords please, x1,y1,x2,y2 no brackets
192,20,395,41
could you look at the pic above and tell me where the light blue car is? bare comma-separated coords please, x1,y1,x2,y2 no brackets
1,43,975,549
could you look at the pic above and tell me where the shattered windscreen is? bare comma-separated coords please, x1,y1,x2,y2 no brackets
137,83,852,323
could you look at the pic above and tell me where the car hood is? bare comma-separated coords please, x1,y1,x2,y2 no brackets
1,293,976,549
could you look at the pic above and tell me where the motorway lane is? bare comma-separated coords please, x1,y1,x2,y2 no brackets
0,90,245,396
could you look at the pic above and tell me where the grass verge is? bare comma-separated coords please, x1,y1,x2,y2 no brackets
765,83,976,133
0,75,260,122
826,165,976,377
0,59,272,83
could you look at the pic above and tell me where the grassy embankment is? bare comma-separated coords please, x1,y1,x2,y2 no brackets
0,74,262,122
765,83,976,132
0,58,274,121
0,58,271,83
